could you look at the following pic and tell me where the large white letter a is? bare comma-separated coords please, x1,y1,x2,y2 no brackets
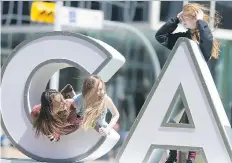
117,38,232,163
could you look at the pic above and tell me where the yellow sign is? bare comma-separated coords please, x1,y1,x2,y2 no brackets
30,2,56,23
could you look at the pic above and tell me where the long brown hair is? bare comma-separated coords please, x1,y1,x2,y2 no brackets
183,3,222,59
33,89,71,137
81,75,106,130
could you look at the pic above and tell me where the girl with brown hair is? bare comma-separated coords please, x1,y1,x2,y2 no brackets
155,3,221,163
31,89,82,142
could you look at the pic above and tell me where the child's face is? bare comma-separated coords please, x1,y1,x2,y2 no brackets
181,11,197,29
50,93,65,112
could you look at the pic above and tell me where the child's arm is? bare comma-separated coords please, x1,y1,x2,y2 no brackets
31,104,41,120
197,20,213,61
155,17,189,50
72,93,83,114
105,95,120,131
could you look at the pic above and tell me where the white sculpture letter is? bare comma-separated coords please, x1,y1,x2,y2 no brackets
1,31,125,162
117,38,232,163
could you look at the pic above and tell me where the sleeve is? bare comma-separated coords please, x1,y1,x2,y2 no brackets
105,95,115,115
31,104,41,120
155,17,189,50
197,20,213,61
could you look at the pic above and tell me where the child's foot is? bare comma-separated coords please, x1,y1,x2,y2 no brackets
186,159,195,163
165,157,177,163
187,151,196,163
165,150,177,163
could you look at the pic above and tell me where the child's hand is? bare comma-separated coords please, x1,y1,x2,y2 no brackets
177,11,183,22
48,134,60,142
195,10,204,20
99,127,110,136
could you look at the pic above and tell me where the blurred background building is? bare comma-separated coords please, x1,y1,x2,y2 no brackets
1,1,232,162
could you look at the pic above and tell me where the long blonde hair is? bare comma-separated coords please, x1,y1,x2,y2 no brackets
33,89,71,137
81,75,106,130
183,3,222,59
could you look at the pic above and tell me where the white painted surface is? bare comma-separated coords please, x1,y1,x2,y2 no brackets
1,33,125,161
118,39,232,163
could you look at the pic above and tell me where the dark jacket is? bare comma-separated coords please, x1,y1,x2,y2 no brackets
155,17,213,62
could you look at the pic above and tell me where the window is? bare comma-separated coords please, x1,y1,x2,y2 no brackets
59,67,84,91
190,1,211,7
215,40,232,122
107,1,149,22
160,1,213,22
111,4,123,21
1,52,8,67
133,2,149,21
90,1,100,10
160,1,183,21
216,2,232,29
69,1,79,8
1,34,9,48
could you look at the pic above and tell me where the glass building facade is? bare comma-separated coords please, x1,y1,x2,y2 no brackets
1,1,232,127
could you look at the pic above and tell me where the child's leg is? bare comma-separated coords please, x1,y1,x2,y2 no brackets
165,112,188,162
179,113,196,162
165,112,192,163
165,150,177,163
187,151,196,161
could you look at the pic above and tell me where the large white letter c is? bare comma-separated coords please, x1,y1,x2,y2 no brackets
1,31,126,162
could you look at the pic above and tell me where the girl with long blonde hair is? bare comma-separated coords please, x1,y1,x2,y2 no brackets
155,3,221,163
73,75,120,136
